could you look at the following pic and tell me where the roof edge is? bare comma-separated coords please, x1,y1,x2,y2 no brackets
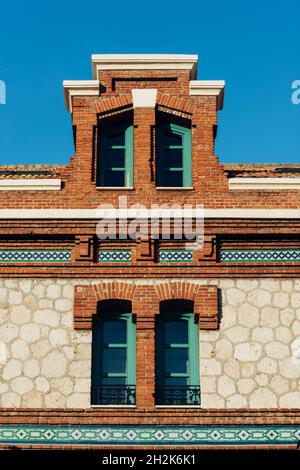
91,54,198,80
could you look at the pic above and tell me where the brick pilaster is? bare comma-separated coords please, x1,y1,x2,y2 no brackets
133,285,158,409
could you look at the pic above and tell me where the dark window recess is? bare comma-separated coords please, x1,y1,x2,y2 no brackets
91,300,136,405
97,118,133,188
155,300,200,405
156,115,191,188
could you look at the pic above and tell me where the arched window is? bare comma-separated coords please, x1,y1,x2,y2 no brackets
97,113,133,188
155,300,200,405
156,114,192,188
91,300,136,405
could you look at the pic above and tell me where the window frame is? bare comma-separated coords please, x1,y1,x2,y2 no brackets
91,310,136,405
155,307,199,405
97,122,134,188
156,122,192,188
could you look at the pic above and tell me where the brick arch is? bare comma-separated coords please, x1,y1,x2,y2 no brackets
155,282,200,303
155,282,219,330
92,93,132,115
92,92,195,117
74,282,136,329
156,92,196,116
92,282,136,302
74,281,219,330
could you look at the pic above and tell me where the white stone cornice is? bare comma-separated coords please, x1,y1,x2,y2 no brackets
204,209,300,219
92,54,198,80
189,80,225,109
63,80,100,111
0,179,61,191
229,178,300,190
0,208,299,219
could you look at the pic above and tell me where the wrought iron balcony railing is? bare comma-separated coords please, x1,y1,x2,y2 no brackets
91,385,136,405
155,386,201,405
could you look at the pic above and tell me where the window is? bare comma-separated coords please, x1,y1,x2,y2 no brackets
155,300,200,405
97,118,133,188
91,300,136,405
156,117,192,187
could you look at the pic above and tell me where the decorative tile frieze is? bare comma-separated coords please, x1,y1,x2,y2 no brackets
159,250,193,263
97,250,131,262
0,250,71,263
220,249,300,263
0,425,299,446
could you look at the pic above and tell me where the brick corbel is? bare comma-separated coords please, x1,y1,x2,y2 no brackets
74,235,94,262
198,235,217,261
135,237,155,262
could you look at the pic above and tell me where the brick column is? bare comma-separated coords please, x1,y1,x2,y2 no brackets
133,285,158,410
71,99,98,190
133,107,156,194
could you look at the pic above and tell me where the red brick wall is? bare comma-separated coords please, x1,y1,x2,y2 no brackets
0,69,298,209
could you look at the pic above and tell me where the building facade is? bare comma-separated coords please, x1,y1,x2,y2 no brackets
0,54,300,448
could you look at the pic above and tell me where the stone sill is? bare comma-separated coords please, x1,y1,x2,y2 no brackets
90,405,136,408
96,187,134,190
156,187,194,190
155,405,202,409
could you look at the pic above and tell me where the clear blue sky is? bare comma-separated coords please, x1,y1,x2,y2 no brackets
0,0,299,165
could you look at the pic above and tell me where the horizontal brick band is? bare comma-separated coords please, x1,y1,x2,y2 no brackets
0,408,300,425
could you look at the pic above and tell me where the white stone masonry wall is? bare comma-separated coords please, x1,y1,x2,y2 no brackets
201,279,300,408
0,280,91,408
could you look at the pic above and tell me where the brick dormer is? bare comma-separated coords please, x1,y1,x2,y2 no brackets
62,54,228,202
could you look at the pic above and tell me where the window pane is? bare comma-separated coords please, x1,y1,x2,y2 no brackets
165,348,189,374
103,348,127,374
163,149,183,169
102,377,126,385
106,149,125,169
103,170,125,187
162,171,183,187
165,130,182,147
103,320,127,344
165,377,188,386
165,320,188,344
106,131,125,147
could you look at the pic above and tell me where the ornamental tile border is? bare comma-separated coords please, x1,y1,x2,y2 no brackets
159,250,193,263
0,250,71,263
220,249,300,263
97,250,132,263
0,425,299,446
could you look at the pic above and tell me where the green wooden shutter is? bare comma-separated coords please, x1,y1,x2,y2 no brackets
156,123,191,187
125,124,134,187
97,123,133,187
155,310,199,404
91,312,136,404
